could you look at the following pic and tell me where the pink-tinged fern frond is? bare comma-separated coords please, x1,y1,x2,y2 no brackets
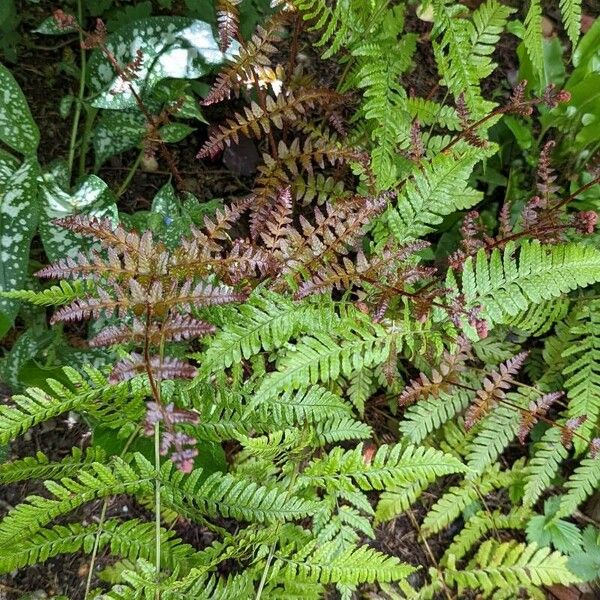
216,0,241,52
561,415,587,449
260,187,294,252
197,88,344,159
161,314,216,341
160,280,248,312
50,287,127,324
109,354,197,383
202,13,287,106
517,391,563,444
399,338,471,406
465,352,529,429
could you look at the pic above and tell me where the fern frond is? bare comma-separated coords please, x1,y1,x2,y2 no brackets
202,13,287,105
0,455,153,546
387,148,485,244
161,466,318,524
557,456,600,518
524,0,544,76
441,507,531,566
298,443,467,492
0,518,194,574
250,323,390,406
445,540,578,594
0,280,91,306
456,241,600,333
197,88,343,159
399,389,472,444
0,447,106,484
277,541,416,585
560,0,582,47
562,299,600,452
216,0,241,52
421,462,513,536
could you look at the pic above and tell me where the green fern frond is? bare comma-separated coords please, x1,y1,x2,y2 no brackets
405,97,461,130
399,389,472,444
0,455,152,547
562,299,600,451
456,241,600,334
445,540,579,594
0,447,106,484
374,479,431,525
254,385,353,428
199,291,325,373
524,426,569,507
298,443,467,492
560,0,582,47
524,0,544,76
0,280,91,306
441,507,531,566
557,456,600,518
387,148,486,244
421,462,515,536
508,297,571,337
276,541,416,586
250,324,390,406
0,518,194,575
161,466,318,524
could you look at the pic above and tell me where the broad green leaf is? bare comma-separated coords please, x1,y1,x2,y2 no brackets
159,122,194,143
87,17,238,110
39,174,118,261
0,159,40,338
0,149,18,187
149,183,192,249
93,110,146,167
0,62,40,155
34,15,77,35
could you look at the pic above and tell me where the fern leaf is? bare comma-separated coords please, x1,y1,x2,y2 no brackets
388,148,485,244
0,280,91,306
560,0,582,47
523,426,569,507
562,300,600,452
278,541,416,585
524,0,544,76
557,456,600,518
446,540,579,593
0,447,106,484
457,241,600,333
298,443,467,491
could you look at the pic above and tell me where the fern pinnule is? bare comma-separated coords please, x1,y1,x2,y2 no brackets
464,352,528,429
260,187,294,252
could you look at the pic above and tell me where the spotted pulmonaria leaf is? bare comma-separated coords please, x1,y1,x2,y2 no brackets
92,110,146,168
87,17,239,110
0,63,40,155
0,159,40,338
149,183,193,249
39,174,118,262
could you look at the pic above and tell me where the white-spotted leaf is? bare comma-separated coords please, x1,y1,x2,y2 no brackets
0,62,40,155
93,110,146,168
0,158,40,338
87,17,238,110
39,174,118,261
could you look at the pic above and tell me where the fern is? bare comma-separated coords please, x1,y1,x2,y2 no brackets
0,279,91,306
562,299,600,452
524,0,544,77
445,540,578,594
557,456,600,518
387,148,486,244
0,447,106,484
560,0,582,47
455,241,600,333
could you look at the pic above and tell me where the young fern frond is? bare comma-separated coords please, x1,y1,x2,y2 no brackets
557,455,600,518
